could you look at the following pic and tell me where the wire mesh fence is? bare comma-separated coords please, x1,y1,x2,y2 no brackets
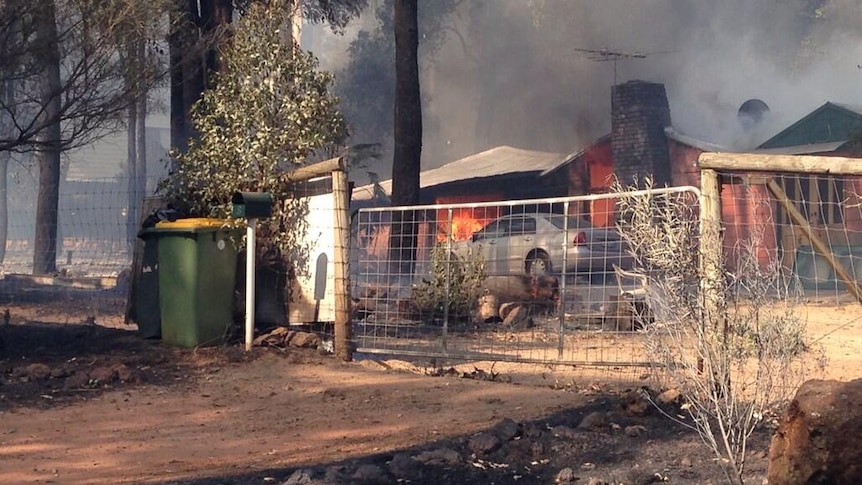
351,187,701,373
710,170,862,381
0,158,857,386
0,173,163,324
3,175,163,278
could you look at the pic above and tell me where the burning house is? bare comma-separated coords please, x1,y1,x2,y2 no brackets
352,80,862,279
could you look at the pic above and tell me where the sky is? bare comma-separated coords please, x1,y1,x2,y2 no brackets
307,0,862,181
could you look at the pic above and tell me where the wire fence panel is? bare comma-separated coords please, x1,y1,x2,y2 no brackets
352,187,701,371
0,174,163,325
713,171,862,381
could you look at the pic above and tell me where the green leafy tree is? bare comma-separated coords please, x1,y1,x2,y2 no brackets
162,0,347,270
169,0,368,157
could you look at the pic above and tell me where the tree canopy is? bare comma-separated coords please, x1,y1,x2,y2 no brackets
0,0,168,154
163,0,347,267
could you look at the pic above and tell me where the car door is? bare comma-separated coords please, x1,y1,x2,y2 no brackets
470,218,510,274
505,215,537,273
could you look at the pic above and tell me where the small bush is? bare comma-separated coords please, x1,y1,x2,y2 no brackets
412,243,485,324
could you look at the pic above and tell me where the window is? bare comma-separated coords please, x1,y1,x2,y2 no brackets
473,219,509,241
509,216,536,236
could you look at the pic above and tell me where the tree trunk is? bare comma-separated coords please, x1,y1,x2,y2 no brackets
135,37,147,216
169,0,231,160
33,0,62,275
168,3,189,158
388,0,422,277
0,0,19,266
0,76,14,265
0,151,8,265
126,102,138,248
136,94,147,200
200,0,233,80
169,0,202,157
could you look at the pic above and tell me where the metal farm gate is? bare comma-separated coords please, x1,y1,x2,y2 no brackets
350,187,701,369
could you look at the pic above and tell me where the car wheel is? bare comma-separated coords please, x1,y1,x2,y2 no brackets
526,251,551,276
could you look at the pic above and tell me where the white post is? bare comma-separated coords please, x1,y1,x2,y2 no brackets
244,218,257,351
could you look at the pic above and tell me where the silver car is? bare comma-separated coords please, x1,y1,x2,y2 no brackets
452,213,631,276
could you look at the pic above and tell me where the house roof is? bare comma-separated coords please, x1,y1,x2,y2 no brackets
758,102,862,149
539,134,612,177
664,126,727,152
753,140,849,155
352,145,573,201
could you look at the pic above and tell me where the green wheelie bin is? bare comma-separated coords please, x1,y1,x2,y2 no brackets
143,218,239,347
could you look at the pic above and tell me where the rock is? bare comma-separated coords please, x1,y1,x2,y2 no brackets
680,456,692,468
477,293,500,322
493,418,521,441
621,390,651,416
767,378,862,485
602,294,636,332
586,477,607,485
322,465,348,483
624,425,646,437
498,302,520,320
413,448,460,466
281,468,314,485
64,371,91,389
482,274,557,309
502,304,532,329
555,467,577,483
578,411,607,431
352,463,387,482
49,366,71,379
522,422,544,439
88,366,117,384
657,388,681,406
388,453,417,478
10,366,27,379
552,425,578,439
113,364,142,383
25,363,52,381
288,331,321,348
254,327,293,347
468,431,502,455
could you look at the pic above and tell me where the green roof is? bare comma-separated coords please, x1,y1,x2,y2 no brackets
758,102,862,149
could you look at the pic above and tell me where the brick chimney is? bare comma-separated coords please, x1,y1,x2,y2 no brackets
611,80,672,187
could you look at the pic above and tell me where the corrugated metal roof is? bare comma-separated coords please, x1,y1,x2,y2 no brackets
753,140,848,155
664,126,727,152
353,145,571,201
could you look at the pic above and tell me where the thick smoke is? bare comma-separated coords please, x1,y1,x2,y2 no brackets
309,0,862,178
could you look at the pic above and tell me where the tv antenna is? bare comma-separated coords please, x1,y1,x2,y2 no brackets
573,47,673,84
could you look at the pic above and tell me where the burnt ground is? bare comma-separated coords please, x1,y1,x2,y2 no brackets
0,309,772,485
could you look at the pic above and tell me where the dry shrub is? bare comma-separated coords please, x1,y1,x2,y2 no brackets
613,177,824,485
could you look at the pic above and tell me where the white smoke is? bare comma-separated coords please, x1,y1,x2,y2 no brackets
308,0,862,174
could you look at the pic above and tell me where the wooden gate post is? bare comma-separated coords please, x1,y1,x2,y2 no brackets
332,168,353,361
699,169,726,329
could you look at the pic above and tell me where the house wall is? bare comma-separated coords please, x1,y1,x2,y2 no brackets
667,140,702,187
565,141,616,226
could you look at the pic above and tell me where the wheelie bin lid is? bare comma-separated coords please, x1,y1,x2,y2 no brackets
155,218,227,229
138,218,235,237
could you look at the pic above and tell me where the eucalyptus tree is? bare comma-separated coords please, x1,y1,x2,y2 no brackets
0,0,168,273
163,0,347,272
168,0,367,156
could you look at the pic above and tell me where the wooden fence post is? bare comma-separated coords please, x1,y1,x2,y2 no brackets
332,168,353,361
699,169,725,376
